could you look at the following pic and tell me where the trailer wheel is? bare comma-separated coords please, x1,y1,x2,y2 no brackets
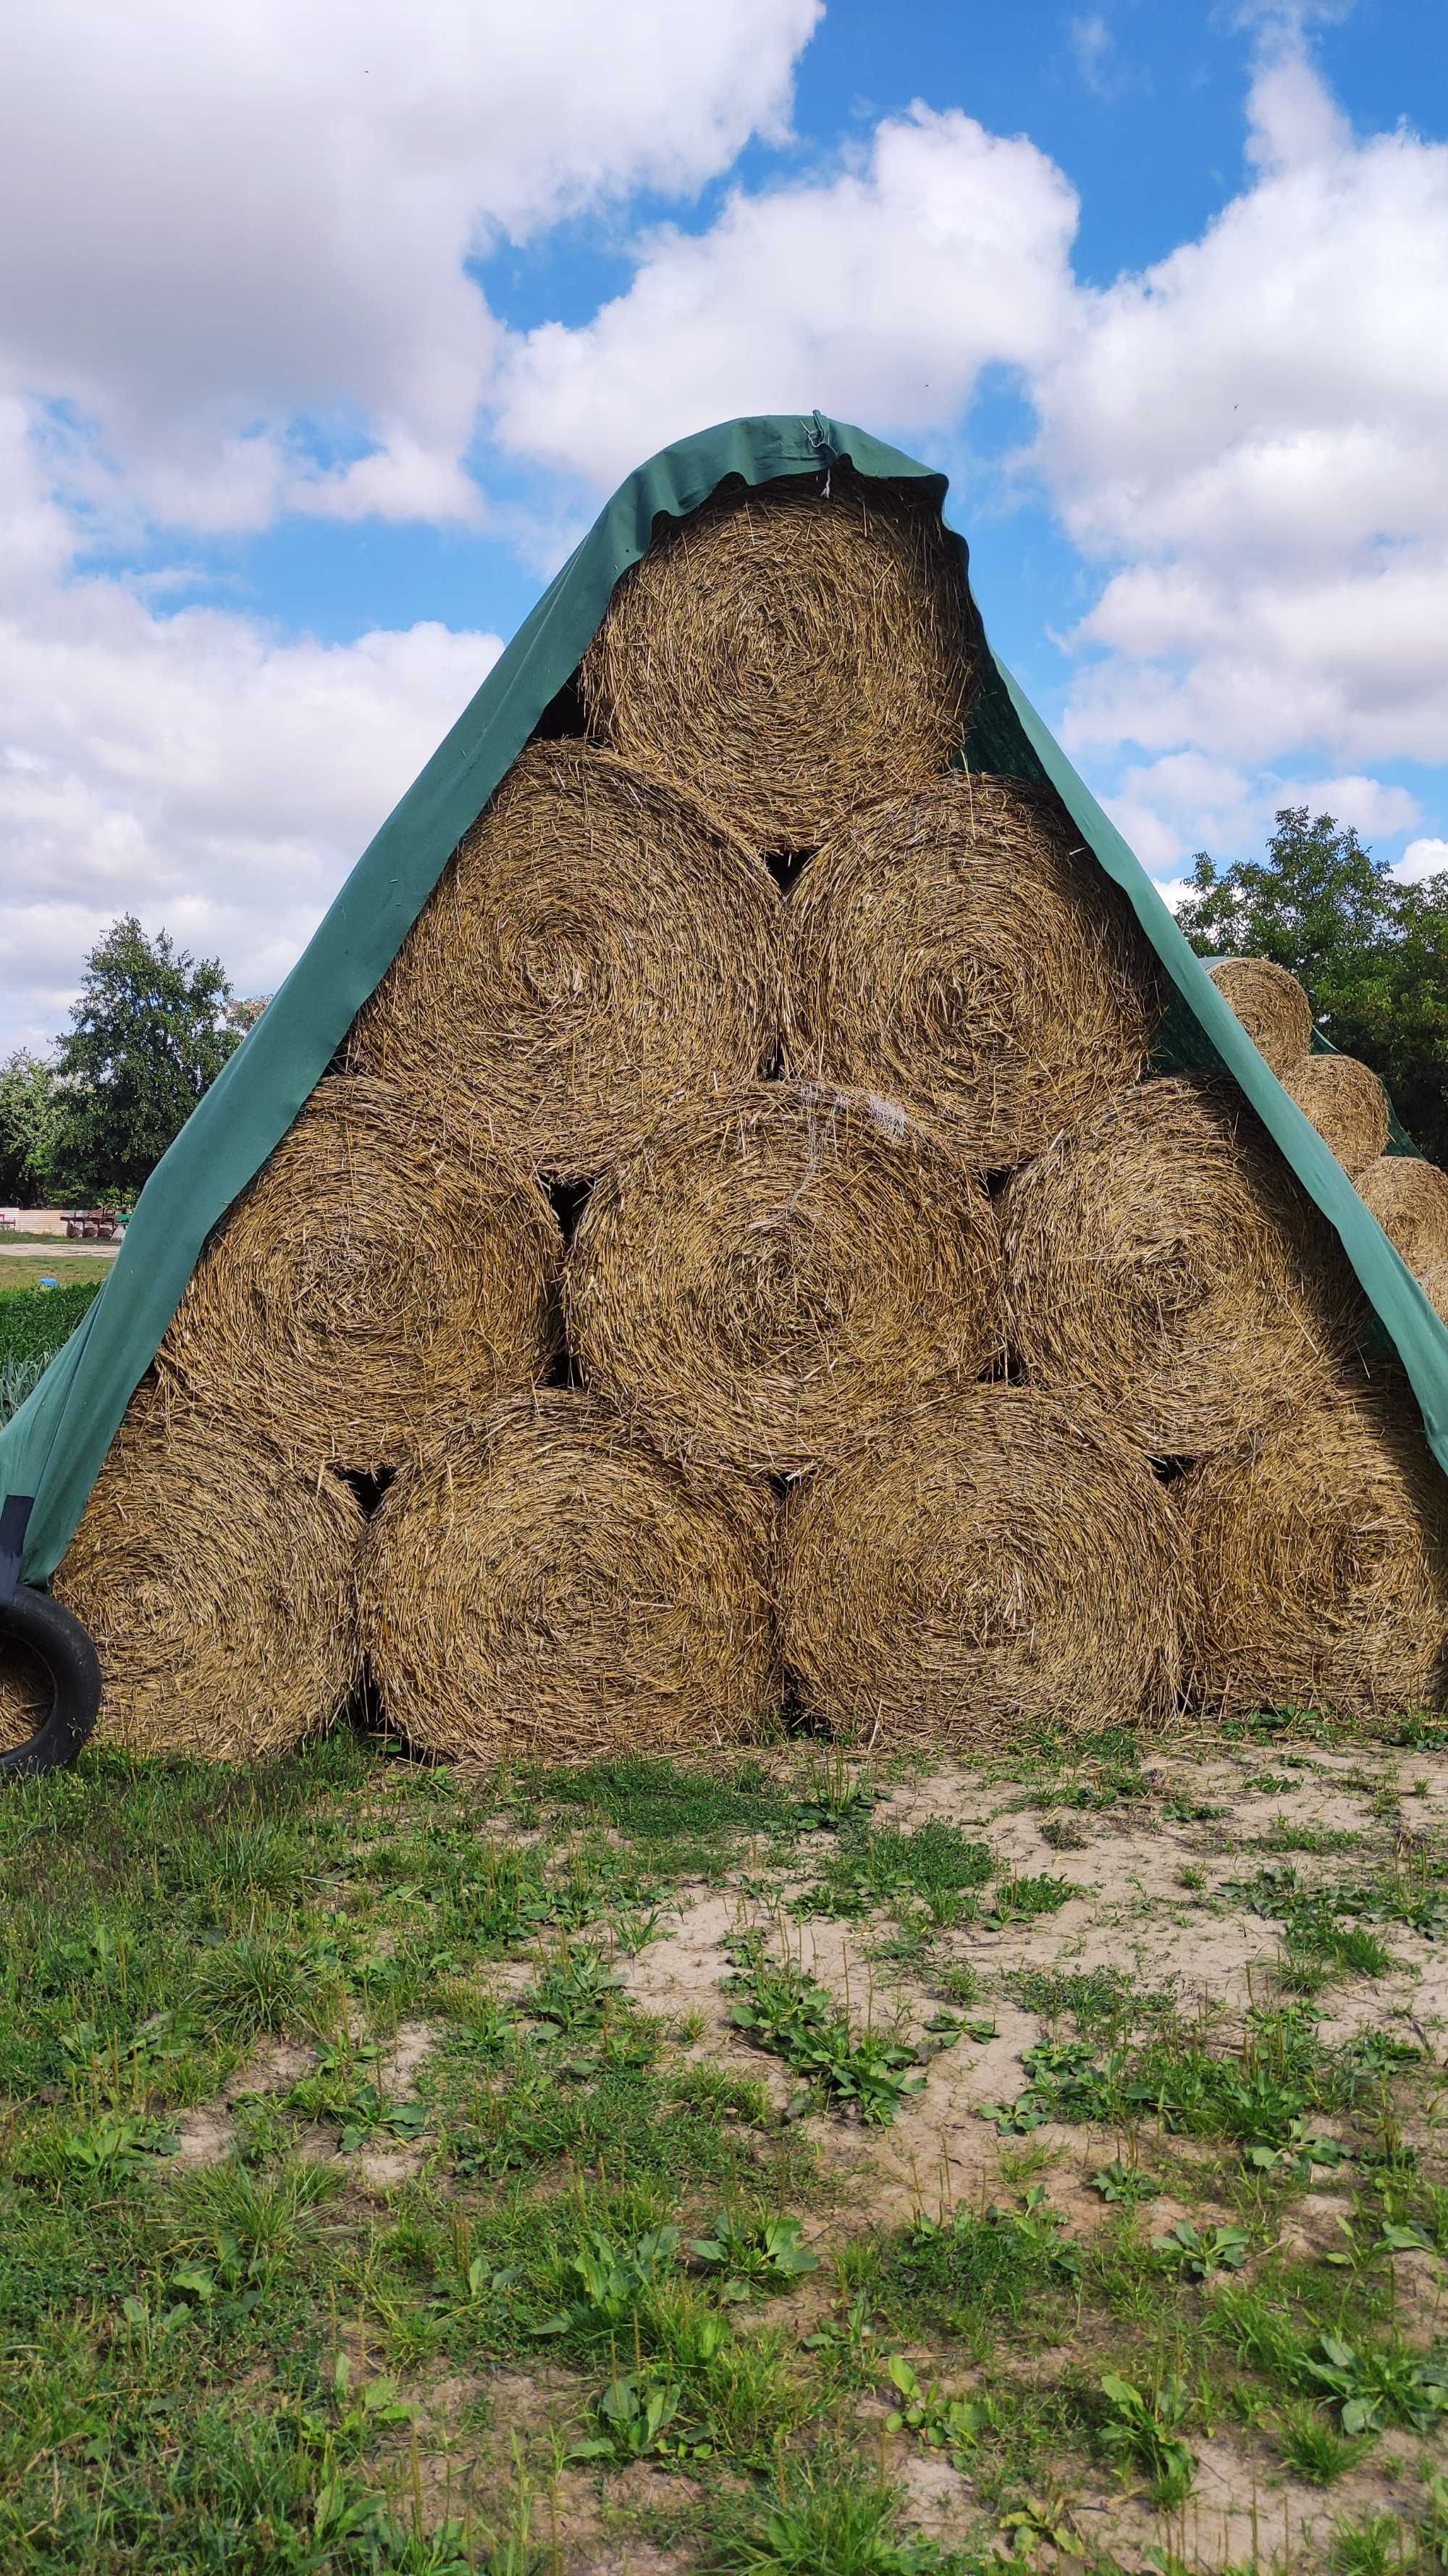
0,1587,101,1776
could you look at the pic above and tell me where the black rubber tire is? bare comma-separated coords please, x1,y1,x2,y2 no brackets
0,1586,101,1776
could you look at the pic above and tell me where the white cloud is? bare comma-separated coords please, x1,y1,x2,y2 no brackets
4,9,1445,1060
491,106,1079,487
1098,750,1421,882
1289,775,1420,839
0,0,821,533
0,400,498,1058
1037,37,1448,777
1394,836,1448,886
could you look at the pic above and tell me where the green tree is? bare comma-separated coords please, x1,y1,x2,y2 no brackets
0,1050,63,1203
1177,807,1448,1167
51,916,241,1199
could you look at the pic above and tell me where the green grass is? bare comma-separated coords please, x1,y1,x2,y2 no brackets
0,1277,106,1421
0,1732,1443,2573
0,1259,112,1303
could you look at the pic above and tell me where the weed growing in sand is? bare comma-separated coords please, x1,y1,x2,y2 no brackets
723,1932,927,2123
1097,2370,1195,2505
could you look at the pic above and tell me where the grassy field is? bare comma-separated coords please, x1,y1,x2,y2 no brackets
0,1713,1444,2573
0,1259,114,1299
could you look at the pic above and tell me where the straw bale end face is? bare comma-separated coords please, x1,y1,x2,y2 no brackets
1356,1154,1448,1275
1182,1372,1448,1719
1281,1052,1391,1181
359,1390,780,1762
563,1082,1003,1477
578,471,977,848
158,1075,562,1477
783,772,1163,1163
781,1385,1184,1750
348,742,782,1182
0,1387,365,1763
1205,957,1314,1075
1001,1074,1365,1461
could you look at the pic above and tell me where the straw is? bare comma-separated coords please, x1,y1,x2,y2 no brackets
359,1389,780,1761
349,742,781,1182
1001,1074,1365,1458
1182,1370,1448,1719
159,1076,562,1476
1416,1261,1448,1327
1355,1154,1448,1274
563,1082,1003,1476
783,772,1163,1163
781,1385,1184,1748
578,470,975,848
1,1388,363,1761
1281,1052,1390,1180
1205,957,1313,1074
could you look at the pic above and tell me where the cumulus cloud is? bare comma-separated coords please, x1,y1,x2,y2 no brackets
0,0,821,532
1098,750,1421,880
491,106,1078,487
0,402,498,1057
1394,836,1448,886
1037,36,1448,775
4,9,1444,1054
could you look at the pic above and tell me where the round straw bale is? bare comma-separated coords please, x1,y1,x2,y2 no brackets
158,1076,560,1477
781,1386,1184,1750
349,742,780,1182
1181,1374,1448,1719
1281,1052,1390,1180
1356,1154,1448,1273
359,1390,780,1762
0,1632,48,1756
1417,1261,1448,1327
1205,957,1313,1073
563,1083,1002,1477
783,773,1163,1163
578,473,975,848
1001,1075,1365,1459
0,1390,363,1761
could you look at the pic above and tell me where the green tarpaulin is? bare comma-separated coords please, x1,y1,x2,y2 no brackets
3,409,1446,1599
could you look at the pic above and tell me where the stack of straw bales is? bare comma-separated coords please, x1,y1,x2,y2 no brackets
10,464,1446,1761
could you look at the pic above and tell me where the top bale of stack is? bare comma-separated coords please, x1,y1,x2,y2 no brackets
578,469,976,849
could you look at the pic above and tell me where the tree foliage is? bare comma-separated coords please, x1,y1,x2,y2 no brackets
1177,807,1448,1167
50,916,240,1199
0,1051,63,1204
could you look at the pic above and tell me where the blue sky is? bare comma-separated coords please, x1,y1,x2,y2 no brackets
1,0,1445,1054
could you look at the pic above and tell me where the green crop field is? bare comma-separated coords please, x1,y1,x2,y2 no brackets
0,1714,1444,2573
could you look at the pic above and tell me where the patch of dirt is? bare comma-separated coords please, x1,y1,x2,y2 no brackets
379,2018,436,2090
172,2034,319,2165
171,2102,237,2168
894,2448,974,2537
1094,2425,1429,2573
621,1889,796,2110
230,2034,316,2094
